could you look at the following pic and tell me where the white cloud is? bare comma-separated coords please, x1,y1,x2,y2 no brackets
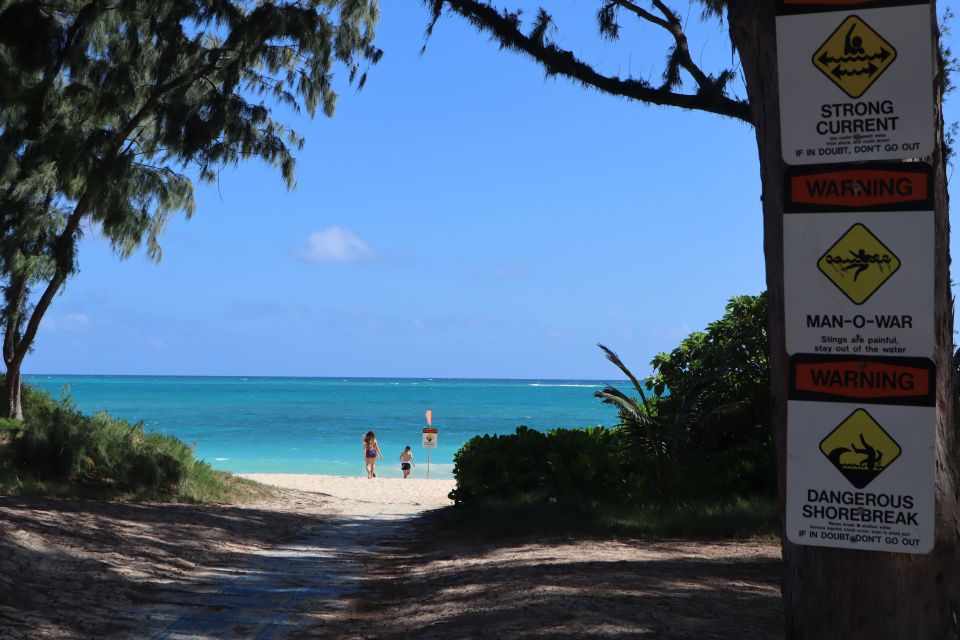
296,226,376,263
41,313,91,333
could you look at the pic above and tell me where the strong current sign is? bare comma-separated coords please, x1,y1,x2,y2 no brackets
776,3,934,164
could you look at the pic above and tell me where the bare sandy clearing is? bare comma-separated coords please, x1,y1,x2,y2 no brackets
0,475,783,639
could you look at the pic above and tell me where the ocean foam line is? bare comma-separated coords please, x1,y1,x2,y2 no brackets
528,383,601,388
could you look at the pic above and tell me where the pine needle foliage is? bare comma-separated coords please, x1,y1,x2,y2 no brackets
422,0,749,122
0,0,381,418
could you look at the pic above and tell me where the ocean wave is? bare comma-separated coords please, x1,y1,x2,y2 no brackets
528,383,601,388
214,457,230,461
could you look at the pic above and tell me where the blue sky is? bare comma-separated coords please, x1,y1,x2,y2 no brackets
23,2,960,379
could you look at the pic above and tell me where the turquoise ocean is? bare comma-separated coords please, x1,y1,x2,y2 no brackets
23,376,624,479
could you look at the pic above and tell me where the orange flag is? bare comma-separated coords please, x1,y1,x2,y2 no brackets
425,409,432,426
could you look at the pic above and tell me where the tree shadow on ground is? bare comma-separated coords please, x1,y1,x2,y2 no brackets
323,509,785,640
0,494,334,639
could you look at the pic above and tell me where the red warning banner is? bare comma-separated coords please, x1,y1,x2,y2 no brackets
785,1,880,4
779,0,929,14
785,163,932,212
789,354,935,406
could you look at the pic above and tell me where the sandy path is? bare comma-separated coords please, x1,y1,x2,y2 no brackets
138,476,454,639
239,475,456,514
0,476,453,639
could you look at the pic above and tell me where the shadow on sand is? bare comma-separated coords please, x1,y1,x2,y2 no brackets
0,495,406,639
0,497,784,639
320,509,785,640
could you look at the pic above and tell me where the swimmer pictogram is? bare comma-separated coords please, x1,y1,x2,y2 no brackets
819,408,901,489
817,223,900,305
812,15,896,98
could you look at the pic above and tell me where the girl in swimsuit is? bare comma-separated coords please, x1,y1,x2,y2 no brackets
363,431,383,478
399,446,415,479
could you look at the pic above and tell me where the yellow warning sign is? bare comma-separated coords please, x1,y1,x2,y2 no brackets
812,15,897,99
820,408,901,489
817,223,900,305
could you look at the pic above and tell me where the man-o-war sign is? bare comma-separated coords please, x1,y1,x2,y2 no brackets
783,211,933,358
776,0,934,164
782,164,934,359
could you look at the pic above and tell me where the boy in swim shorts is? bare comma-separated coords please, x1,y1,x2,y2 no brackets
399,446,415,479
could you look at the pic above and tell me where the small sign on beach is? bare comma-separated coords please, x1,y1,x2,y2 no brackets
422,427,438,448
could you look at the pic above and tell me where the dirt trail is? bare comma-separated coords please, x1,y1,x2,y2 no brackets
0,488,432,639
143,501,420,639
0,484,783,639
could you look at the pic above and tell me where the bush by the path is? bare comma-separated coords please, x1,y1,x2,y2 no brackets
450,294,774,523
449,425,634,506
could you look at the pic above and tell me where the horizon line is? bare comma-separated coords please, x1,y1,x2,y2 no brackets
22,373,634,383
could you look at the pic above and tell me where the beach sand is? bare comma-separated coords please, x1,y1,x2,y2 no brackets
240,474,455,514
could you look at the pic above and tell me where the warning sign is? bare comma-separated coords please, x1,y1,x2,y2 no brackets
817,223,899,304
789,354,935,406
779,0,929,13
784,212,933,358
812,16,896,99
819,408,900,489
422,427,438,448
785,162,932,212
776,3,934,164
787,401,934,553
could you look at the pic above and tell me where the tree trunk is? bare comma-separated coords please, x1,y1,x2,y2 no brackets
1,273,28,421
728,1,960,637
2,364,24,421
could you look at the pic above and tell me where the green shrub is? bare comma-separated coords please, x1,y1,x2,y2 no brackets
594,294,775,502
7,395,193,493
0,378,264,503
450,425,635,506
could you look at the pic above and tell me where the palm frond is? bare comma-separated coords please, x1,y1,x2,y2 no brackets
594,386,655,426
597,343,650,412
673,377,712,430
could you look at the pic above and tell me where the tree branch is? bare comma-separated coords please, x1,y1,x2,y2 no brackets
429,0,751,123
608,0,670,30
647,0,712,90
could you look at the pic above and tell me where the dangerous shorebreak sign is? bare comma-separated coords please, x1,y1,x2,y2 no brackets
776,2,934,164
787,401,934,553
